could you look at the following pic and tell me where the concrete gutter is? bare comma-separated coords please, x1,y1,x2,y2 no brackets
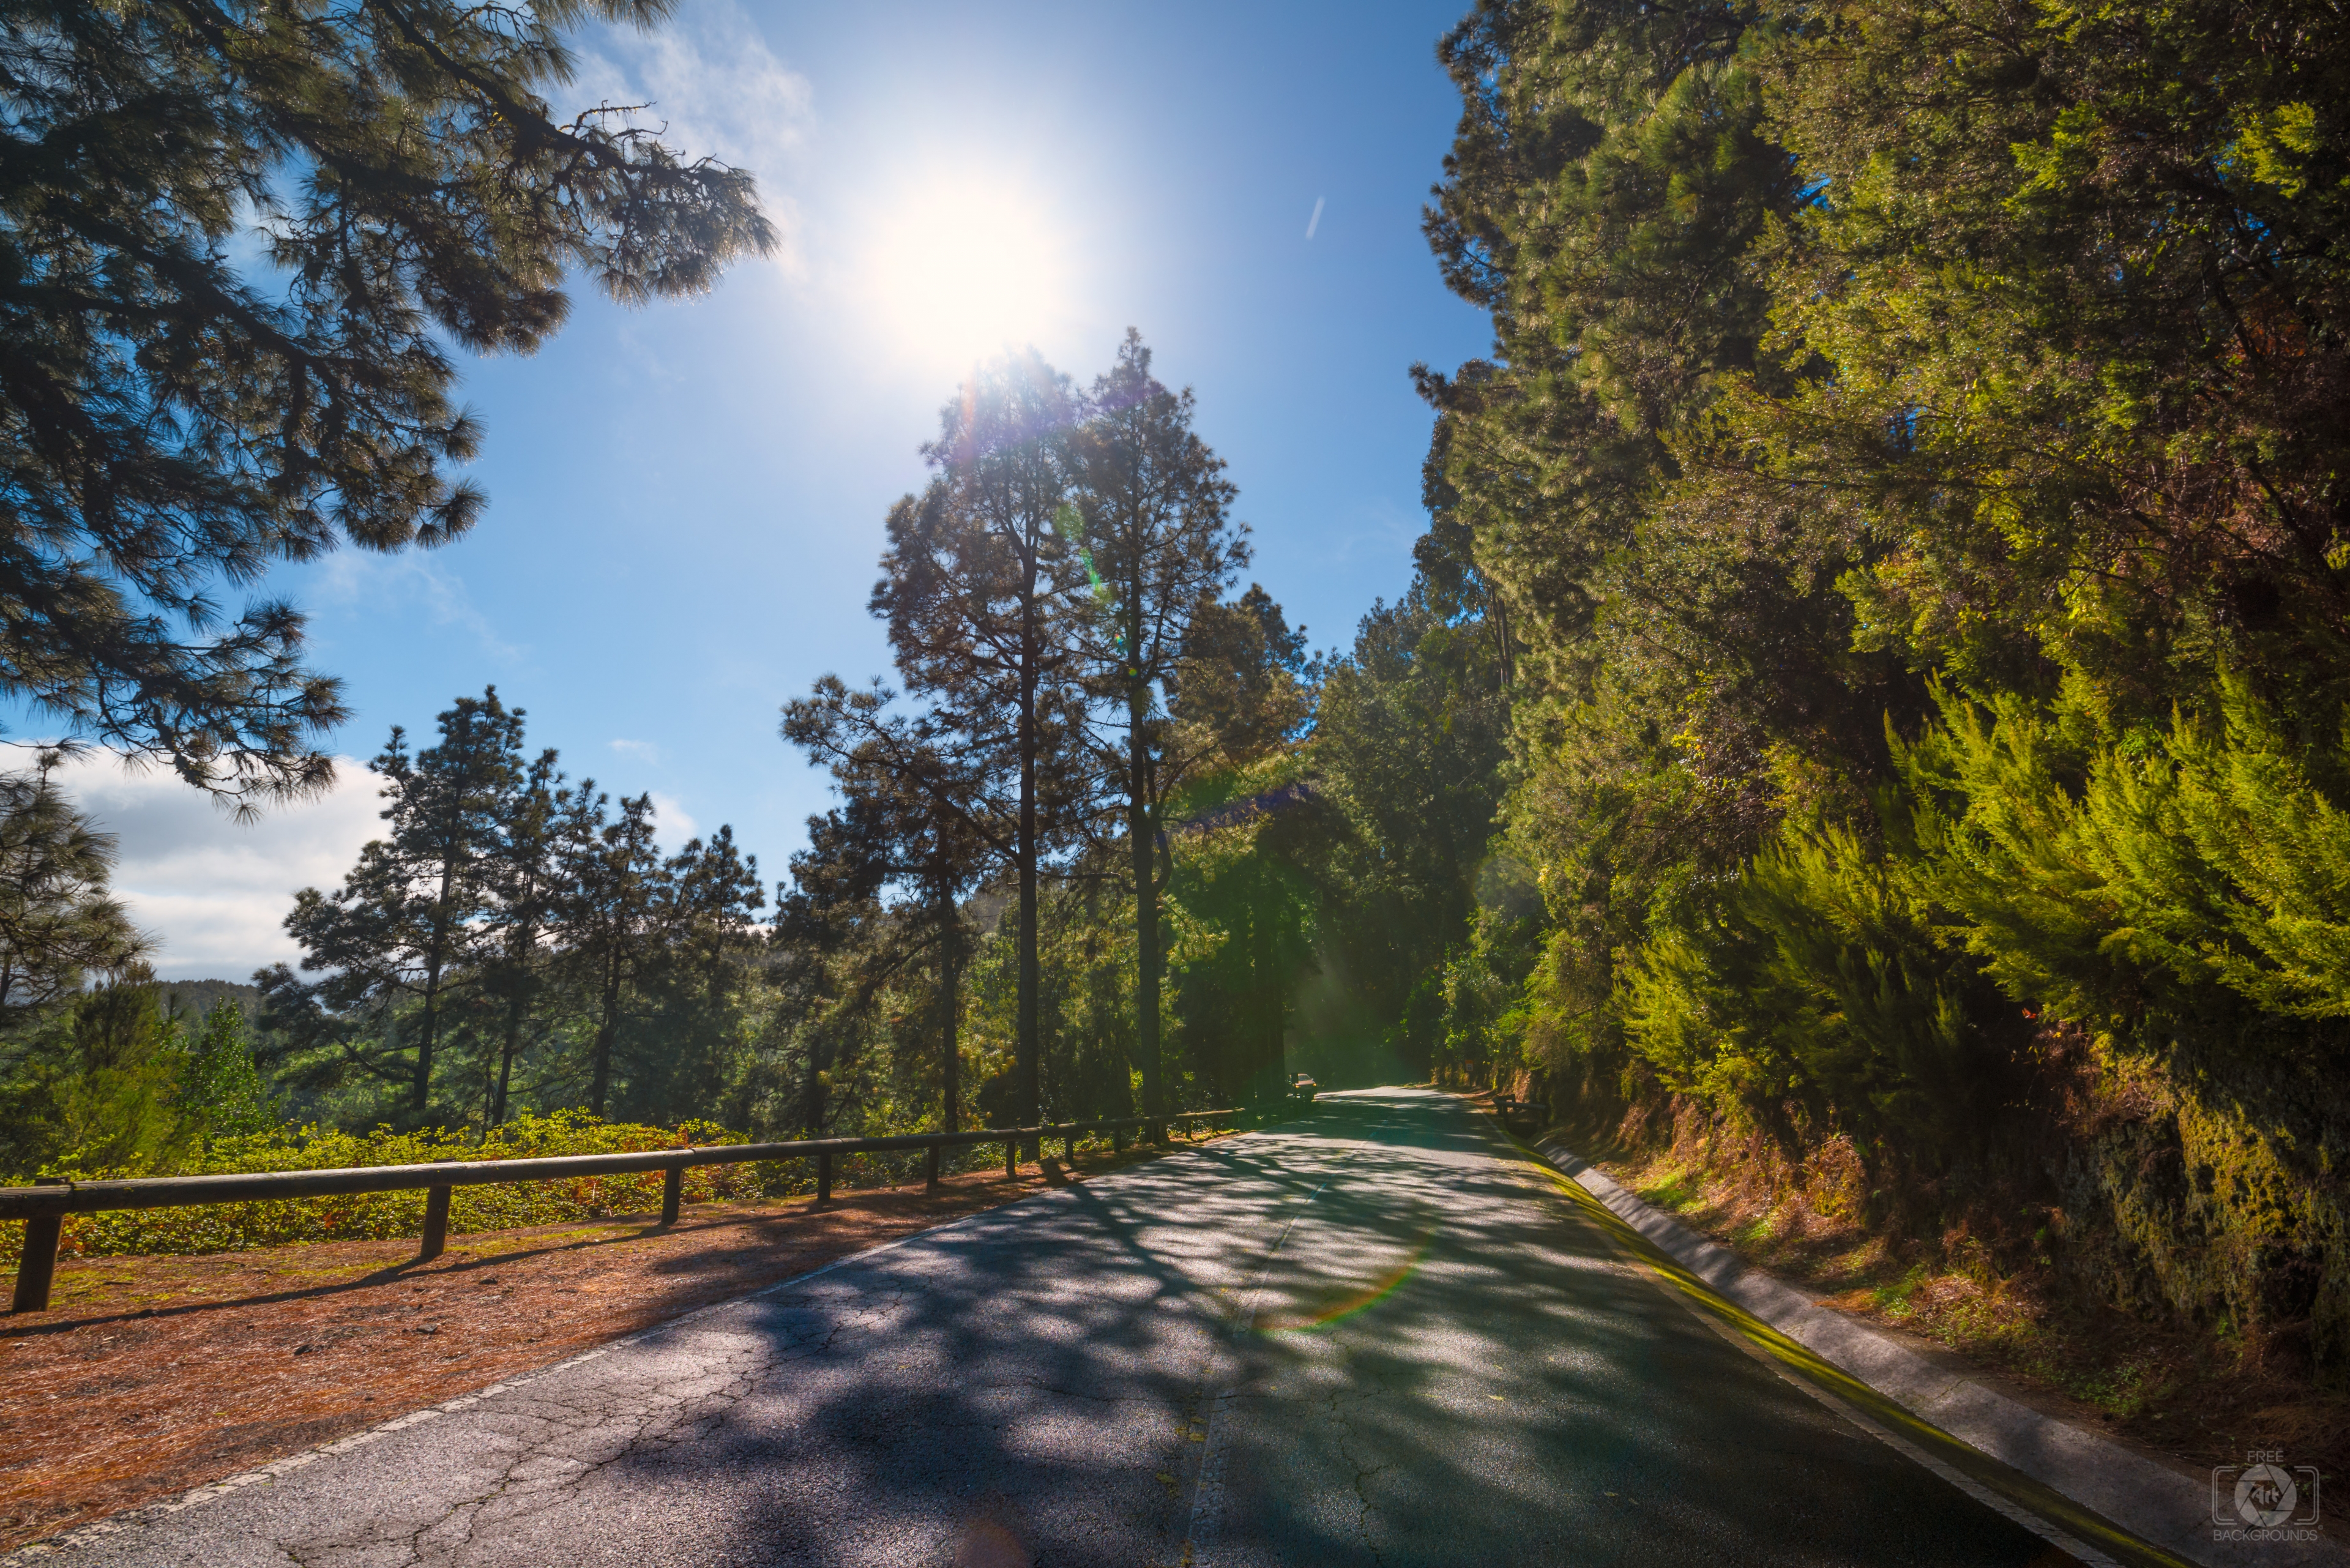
1523,1132,2343,1568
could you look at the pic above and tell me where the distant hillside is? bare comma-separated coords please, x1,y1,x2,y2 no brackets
154,978,267,1022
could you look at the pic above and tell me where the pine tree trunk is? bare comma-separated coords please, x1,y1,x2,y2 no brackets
415,968,444,1113
415,858,457,1114
491,987,524,1127
939,919,960,1135
1016,596,1041,1148
804,1031,827,1138
589,947,621,1118
1130,692,1162,1126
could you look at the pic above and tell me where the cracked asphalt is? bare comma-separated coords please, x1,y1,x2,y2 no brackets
29,1088,2080,1566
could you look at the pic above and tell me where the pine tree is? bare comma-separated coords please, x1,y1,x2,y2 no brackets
867,351,1094,1136
1,0,772,797
643,825,764,1119
1173,586,1318,764
1162,588,1326,1105
1420,0,1792,671
43,980,193,1174
554,785,663,1118
279,689,523,1114
0,752,150,1018
480,747,562,1126
1071,330,1245,1125
770,808,881,1139
1311,560,1513,1071
782,687,994,1132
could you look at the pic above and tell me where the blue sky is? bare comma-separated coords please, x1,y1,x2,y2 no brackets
81,0,1492,979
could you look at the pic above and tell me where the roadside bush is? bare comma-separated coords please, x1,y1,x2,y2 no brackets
1,1111,763,1266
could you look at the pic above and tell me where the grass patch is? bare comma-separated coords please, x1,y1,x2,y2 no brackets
1869,1262,1931,1318
1637,1170,1703,1212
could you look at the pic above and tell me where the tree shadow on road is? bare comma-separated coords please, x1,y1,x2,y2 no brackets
567,1089,2061,1567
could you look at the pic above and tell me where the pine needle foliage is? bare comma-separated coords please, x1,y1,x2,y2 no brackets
1,0,772,796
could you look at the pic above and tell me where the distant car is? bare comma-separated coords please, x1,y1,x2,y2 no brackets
1288,1072,1318,1106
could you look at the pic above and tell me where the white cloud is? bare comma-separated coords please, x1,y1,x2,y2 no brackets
609,737,662,764
573,1,812,275
311,550,526,668
647,791,698,852
52,753,385,982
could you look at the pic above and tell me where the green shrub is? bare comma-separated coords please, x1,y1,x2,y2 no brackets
1,1110,763,1266
1906,673,2350,1040
1619,806,2011,1162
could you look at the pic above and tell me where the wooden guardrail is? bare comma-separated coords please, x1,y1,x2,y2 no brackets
1,1111,1241,1314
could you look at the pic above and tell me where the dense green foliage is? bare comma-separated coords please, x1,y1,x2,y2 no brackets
1416,0,2350,1375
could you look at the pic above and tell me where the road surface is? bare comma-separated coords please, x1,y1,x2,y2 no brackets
32,1088,2100,1566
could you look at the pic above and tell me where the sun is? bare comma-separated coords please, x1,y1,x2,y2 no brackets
853,171,1078,378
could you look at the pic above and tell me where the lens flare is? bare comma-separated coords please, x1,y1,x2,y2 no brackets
1254,1223,1436,1333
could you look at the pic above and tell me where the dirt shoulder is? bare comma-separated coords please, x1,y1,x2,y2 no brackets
0,1138,1222,1555
1475,1094,2346,1508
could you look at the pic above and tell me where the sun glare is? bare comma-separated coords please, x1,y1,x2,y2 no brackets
856,173,1078,378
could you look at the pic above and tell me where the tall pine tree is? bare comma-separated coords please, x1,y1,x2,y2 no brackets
553,786,663,1118
1072,331,1245,1126
868,351,1093,1137
480,747,562,1127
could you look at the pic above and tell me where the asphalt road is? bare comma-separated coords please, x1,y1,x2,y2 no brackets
35,1088,2087,1567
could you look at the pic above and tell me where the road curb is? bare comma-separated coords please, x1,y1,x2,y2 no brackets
1520,1131,2342,1568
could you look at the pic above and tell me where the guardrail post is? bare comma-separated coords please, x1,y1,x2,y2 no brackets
420,1183,452,1262
1005,1138,1017,1179
1062,1125,1076,1163
661,1163,683,1226
924,1141,941,1193
816,1151,833,1204
8,1178,67,1314
1112,1126,1127,1154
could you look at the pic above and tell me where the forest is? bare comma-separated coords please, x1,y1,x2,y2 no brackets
2,0,2344,1392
